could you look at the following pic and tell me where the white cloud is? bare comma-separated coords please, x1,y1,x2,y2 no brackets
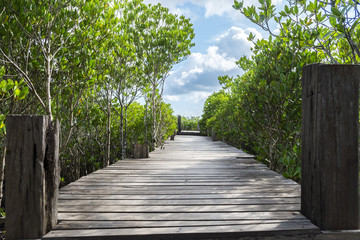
164,95,180,102
165,25,257,103
143,0,284,19
140,1,275,116
166,45,238,93
190,46,238,72
215,26,263,58
202,0,235,18
185,91,213,103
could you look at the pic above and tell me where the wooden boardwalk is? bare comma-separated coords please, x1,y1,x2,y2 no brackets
43,135,319,239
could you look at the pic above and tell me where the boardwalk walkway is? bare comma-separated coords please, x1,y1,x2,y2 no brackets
43,135,319,239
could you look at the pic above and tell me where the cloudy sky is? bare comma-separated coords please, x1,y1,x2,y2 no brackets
143,0,280,117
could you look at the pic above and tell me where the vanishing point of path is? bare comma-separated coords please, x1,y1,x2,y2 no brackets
43,135,319,239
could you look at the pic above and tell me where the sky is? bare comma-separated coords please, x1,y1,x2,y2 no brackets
142,0,281,117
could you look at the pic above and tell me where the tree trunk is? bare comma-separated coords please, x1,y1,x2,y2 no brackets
144,99,148,147
0,146,5,205
120,104,125,160
122,106,128,160
152,83,156,150
105,95,111,167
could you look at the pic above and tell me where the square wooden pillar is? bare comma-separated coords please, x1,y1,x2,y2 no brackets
301,64,359,230
5,115,60,239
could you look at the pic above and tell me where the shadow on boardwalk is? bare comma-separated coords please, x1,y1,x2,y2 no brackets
43,135,319,239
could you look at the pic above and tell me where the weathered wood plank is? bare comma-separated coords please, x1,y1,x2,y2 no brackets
58,198,300,206
57,189,301,195
44,135,318,239
57,211,306,221
44,222,319,239
58,204,300,213
70,179,297,185
79,174,283,180
60,184,299,191
58,192,301,200
53,219,312,230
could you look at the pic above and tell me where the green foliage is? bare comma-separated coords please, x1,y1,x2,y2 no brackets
0,207,5,218
201,35,323,181
204,0,360,182
0,0,191,185
181,116,199,131
233,0,360,64
0,66,28,136
137,2,195,149
199,90,229,136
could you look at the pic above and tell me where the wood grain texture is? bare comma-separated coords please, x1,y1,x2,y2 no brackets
5,115,60,239
44,135,319,239
301,64,360,230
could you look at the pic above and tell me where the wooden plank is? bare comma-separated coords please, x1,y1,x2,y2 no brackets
77,175,287,181
58,198,300,206
45,135,318,239
108,159,258,164
62,179,297,185
88,170,276,174
58,211,306,221
54,219,312,230
60,184,299,191
58,204,300,213
57,189,300,195
58,192,301,200
44,222,319,239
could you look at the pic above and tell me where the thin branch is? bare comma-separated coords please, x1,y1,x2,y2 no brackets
0,47,47,111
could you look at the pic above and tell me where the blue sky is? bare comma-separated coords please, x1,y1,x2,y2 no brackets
143,0,280,117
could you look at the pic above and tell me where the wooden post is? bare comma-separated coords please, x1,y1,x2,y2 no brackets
133,143,149,158
177,115,181,134
170,130,176,140
211,128,218,141
5,115,60,239
301,64,359,230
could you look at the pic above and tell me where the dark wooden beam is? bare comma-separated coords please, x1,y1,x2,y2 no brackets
5,115,60,239
301,64,360,230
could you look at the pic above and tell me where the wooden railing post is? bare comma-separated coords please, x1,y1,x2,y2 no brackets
177,115,182,134
211,127,218,141
301,64,360,230
133,142,149,158
5,115,60,239
170,130,176,140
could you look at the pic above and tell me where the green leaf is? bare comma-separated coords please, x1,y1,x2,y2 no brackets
323,30,333,39
350,17,360,33
233,1,240,10
18,87,29,100
329,17,337,27
307,2,314,12
14,88,20,97
5,80,14,91
294,5,299,15
331,7,341,17
336,33,345,39
285,5,290,14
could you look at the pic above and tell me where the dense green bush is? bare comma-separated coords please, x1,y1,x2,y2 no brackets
181,116,200,131
201,0,360,181
201,37,322,181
